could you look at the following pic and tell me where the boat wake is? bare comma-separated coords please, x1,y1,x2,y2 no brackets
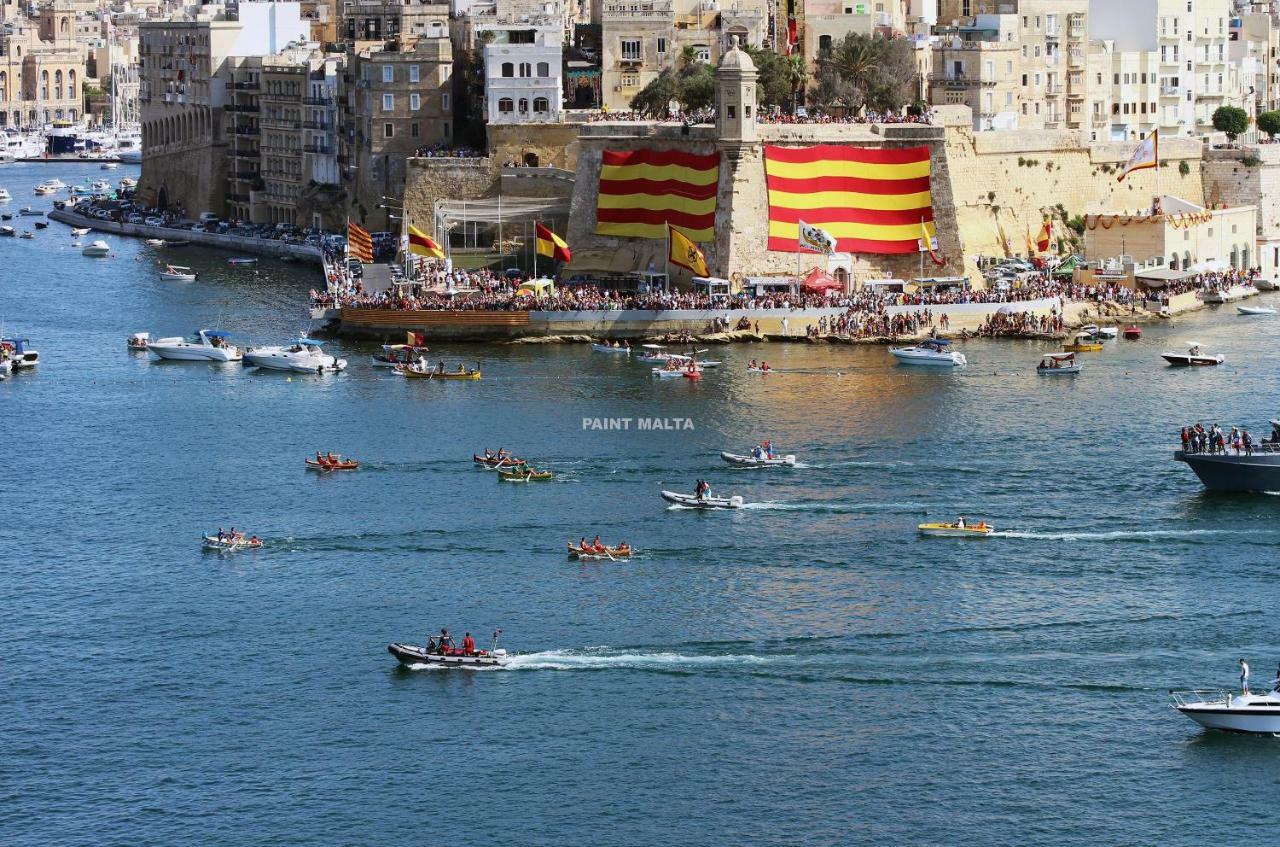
504,648,782,672
740,500,927,514
991,528,1232,542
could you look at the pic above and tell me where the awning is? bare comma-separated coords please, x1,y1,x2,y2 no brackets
562,248,638,274
517,277,555,293
1135,267,1196,286
800,267,842,292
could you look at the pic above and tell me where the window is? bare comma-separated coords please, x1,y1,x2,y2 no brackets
536,62,549,77
411,122,419,137
818,34,831,53
442,93,450,110
384,122,393,137
727,104,735,119
381,65,393,83
621,38,640,60
621,71,638,87
657,37,667,55
501,62,514,78
410,92,420,110
498,97,514,112
745,105,751,118
382,93,394,111
409,65,419,83
533,97,549,112
518,98,529,113
519,62,532,77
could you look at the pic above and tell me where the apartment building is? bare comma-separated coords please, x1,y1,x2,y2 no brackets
929,14,1021,129
341,0,449,48
478,17,563,124
801,0,907,69
1230,7,1280,117
0,16,87,127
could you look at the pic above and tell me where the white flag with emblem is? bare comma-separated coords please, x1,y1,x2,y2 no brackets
1118,129,1159,182
798,220,837,254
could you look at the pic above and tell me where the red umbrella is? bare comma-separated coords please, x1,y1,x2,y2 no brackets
800,267,842,293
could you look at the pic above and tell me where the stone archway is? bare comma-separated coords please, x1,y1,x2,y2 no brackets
522,152,539,167
158,185,169,211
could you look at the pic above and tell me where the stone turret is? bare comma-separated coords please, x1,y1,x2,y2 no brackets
715,36,757,148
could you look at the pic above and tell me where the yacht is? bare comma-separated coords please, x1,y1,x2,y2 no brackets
1171,687,1280,734
82,239,111,257
244,338,346,373
889,338,967,367
1175,420,1280,492
148,330,242,362
1162,342,1223,366
1,337,38,368
33,178,65,195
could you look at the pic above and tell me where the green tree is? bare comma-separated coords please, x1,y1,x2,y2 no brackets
1257,110,1280,139
630,68,679,117
1212,105,1250,141
809,33,917,114
630,46,715,116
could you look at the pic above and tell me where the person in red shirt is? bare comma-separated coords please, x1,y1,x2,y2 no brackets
462,633,476,656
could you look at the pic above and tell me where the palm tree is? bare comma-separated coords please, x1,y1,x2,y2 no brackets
784,54,809,112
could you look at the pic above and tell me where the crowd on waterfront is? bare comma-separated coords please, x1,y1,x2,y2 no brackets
757,109,935,126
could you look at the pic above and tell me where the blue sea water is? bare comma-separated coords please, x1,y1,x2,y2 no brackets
4,162,1280,845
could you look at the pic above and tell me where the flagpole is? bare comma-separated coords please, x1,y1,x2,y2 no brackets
533,218,538,279
664,221,670,292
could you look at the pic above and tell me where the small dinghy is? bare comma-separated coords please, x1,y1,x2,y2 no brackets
497,467,552,481
661,490,745,509
918,521,994,538
592,343,630,354
721,450,796,467
33,221,47,229
1122,325,1142,339
1036,351,1081,375
71,227,91,237
202,534,263,551
1238,305,1276,316
388,637,509,668
144,238,165,246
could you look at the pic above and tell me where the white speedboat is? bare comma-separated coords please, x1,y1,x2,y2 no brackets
592,342,631,354
101,162,119,171
1037,351,1081,374
70,227,90,237
635,344,671,364
90,179,112,193
661,490,744,509
127,332,149,351
1171,688,1280,734
82,239,111,257
1238,305,1276,315
0,225,14,237
33,179,62,195
1162,342,1224,366
144,238,165,246
244,338,346,373
159,264,197,281
651,366,700,379
149,329,242,362
1,337,38,368
388,640,510,668
0,188,10,202
721,450,796,467
890,338,967,367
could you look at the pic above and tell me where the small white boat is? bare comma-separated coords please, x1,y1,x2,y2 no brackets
661,490,744,509
592,342,631,354
721,450,796,467
82,239,111,257
127,332,149,350
18,207,43,216
0,188,10,202
388,641,510,668
32,180,61,195
19,230,32,239
149,329,242,362
890,338,967,367
2,337,38,368
71,227,90,237
144,238,165,246
0,225,14,237
1162,342,1224,367
244,338,346,373
1237,305,1276,316
101,162,119,170
1037,351,1082,375
159,264,197,281
635,344,671,364
227,257,258,267
1078,324,1116,340
1171,688,1280,734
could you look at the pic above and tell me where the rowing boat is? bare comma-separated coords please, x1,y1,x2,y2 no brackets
498,468,552,481
917,522,994,538
567,542,632,560
404,367,482,380
721,451,796,467
661,490,745,509
202,534,263,550
473,453,527,469
592,343,631,354
305,457,359,471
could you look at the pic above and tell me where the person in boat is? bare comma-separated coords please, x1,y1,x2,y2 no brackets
462,632,476,656
592,534,604,553
579,536,589,553
616,542,630,555
438,628,455,655
622,340,630,349
760,362,771,372
426,635,438,654
249,535,260,545
1241,658,1251,694
436,360,446,375
456,363,466,374
326,452,338,464
686,359,697,373
752,445,764,460
955,516,967,529
217,527,226,542
763,440,774,460
749,359,758,371
695,479,710,500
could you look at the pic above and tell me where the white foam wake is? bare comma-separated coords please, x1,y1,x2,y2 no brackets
504,649,782,672
992,528,1230,542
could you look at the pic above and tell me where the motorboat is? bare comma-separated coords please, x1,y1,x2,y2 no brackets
148,329,242,362
127,332,149,351
90,179,112,193
669,351,721,368
652,365,700,379
1162,342,1223,366
18,207,43,216
33,221,47,229
118,176,138,189
1175,420,1280,492
387,640,510,669
721,450,797,467
0,188,10,202
1171,688,1280,734
889,338,967,367
635,344,671,364
1037,351,1081,374
82,239,111,257
101,162,119,170
1,337,38,368
18,231,32,239
371,344,429,367
144,238,166,247
567,541,633,560
1122,325,1143,339
592,342,631,354
1255,278,1280,291
1238,305,1276,315
32,179,62,195
227,257,258,267
159,265,197,281
1079,324,1117,340
1063,332,1104,353
918,521,994,537
0,226,14,237
661,490,745,509
244,338,347,373
202,533,262,551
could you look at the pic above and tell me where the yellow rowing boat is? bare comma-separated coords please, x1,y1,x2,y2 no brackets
404,367,482,381
918,522,994,538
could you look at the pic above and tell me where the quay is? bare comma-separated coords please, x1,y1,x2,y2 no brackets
47,208,323,264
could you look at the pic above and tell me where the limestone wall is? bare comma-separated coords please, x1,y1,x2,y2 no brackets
402,157,500,231
137,142,229,217
487,122,583,171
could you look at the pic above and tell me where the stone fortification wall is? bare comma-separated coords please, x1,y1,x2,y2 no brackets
402,157,500,231
487,123,583,171
1202,145,1280,231
137,143,229,217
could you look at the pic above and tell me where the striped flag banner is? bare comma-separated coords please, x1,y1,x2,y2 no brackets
347,219,374,263
595,148,720,241
764,145,934,255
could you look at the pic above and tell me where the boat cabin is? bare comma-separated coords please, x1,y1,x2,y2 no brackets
1038,352,1077,370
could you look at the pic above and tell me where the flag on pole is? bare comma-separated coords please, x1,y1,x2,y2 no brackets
668,224,709,277
407,225,445,258
1118,129,1159,182
797,220,838,255
346,219,374,263
1036,216,1052,253
1024,224,1037,255
535,222,572,262
406,331,427,346
918,220,945,266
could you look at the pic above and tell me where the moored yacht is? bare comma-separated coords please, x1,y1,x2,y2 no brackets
243,338,346,373
890,338,967,367
1171,687,1280,734
81,239,111,257
0,188,10,202
148,329,242,362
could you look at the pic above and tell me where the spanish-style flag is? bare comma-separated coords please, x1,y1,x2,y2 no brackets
668,224,709,277
346,219,373,263
764,144,933,254
1035,216,1052,253
535,222,571,262
1118,129,1158,182
920,219,945,266
407,225,444,258
596,148,720,241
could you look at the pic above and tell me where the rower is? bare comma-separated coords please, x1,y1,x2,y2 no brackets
249,535,260,545
462,632,475,656
592,534,604,552
749,359,757,371
217,527,226,542
955,516,966,529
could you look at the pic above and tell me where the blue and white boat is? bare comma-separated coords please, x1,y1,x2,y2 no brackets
1,337,38,369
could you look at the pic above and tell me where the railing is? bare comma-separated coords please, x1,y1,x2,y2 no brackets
229,104,260,113
304,143,332,154
232,82,260,91
303,96,334,106
1169,689,1233,708
233,126,260,136
302,120,330,130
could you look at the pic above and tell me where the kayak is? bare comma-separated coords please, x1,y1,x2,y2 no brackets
202,534,263,550
721,451,796,467
661,490,745,509
498,468,553,481
683,371,702,380
387,643,509,668
305,458,359,471
917,522,994,538
567,542,632,560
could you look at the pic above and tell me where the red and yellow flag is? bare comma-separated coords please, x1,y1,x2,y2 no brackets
668,224,709,277
764,144,933,254
596,149,719,241
535,222,571,262
1036,217,1052,253
346,219,373,263
408,225,444,259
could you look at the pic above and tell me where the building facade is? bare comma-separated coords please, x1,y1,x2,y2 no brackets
479,18,563,124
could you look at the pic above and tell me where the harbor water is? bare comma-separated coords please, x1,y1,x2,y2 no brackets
5,162,1280,845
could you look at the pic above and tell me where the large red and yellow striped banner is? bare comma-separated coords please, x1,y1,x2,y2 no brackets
764,145,934,255
596,148,719,241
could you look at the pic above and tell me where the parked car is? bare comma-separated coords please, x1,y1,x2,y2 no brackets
144,216,164,226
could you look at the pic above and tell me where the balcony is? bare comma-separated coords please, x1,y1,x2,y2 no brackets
261,118,301,130
228,104,260,113
302,96,334,106
929,72,995,88
304,143,332,154
1093,116,1109,127
233,170,259,179
232,81,260,91
232,126,260,136
1045,83,1063,95
1161,84,1180,96
227,192,250,202
230,149,260,159
302,120,330,130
